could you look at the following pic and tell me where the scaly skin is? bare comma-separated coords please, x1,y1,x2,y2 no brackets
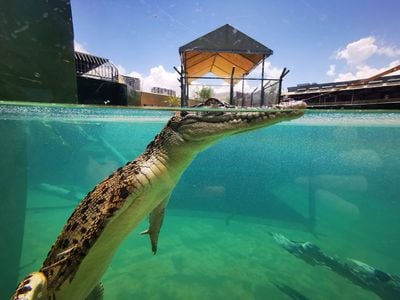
12,99,306,300
270,232,400,300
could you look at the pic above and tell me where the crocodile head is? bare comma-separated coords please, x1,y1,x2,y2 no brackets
166,98,306,149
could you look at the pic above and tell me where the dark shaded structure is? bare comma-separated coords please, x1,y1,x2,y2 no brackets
0,1,75,297
286,74,400,109
76,77,127,106
0,0,77,103
74,51,127,105
0,122,27,298
178,24,284,107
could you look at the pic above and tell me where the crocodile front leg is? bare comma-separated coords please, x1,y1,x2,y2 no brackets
141,195,170,254
86,282,104,300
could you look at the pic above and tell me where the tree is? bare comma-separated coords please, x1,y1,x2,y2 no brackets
195,87,213,102
164,95,180,107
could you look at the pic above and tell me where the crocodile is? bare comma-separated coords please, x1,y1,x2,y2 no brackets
12,99,306,300
270,232,400,299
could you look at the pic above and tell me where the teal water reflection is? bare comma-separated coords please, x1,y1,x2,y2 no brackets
1,103,399,299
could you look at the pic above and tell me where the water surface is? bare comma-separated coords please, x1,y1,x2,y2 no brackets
1,103,399,299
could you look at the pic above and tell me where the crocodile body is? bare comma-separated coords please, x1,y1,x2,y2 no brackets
12,100,306,299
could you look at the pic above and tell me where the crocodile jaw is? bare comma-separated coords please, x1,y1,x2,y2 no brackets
171,101,306,144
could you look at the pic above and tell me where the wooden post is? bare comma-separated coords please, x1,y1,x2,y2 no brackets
174,66,184,107
260,56,265,106
180,52,188,107
277,68,289,104
230,67,235,105
241,75,245,107
250,86,258,107
185,72,189,107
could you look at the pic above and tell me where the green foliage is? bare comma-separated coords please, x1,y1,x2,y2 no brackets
164,95,180,107
195,87,213,102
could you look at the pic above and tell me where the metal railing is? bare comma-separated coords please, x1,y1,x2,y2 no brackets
74,51,119,82
175,68,289,107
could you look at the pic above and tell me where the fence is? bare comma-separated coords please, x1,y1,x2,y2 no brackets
176,68,289,107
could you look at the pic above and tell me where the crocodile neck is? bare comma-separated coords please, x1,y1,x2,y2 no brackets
42,126,206,299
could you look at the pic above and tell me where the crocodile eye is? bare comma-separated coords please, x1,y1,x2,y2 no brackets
203,98,227,108
204,111,224,117
180,111,188,117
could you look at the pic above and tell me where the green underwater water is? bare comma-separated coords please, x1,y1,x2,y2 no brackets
1,103,400,299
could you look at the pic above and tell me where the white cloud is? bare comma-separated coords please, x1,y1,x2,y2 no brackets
127,65,179,93
335,36,378,65
231,61,283,93
330,37,400,82
389,59,400,69
188,78,258,100
326,64,336,77
127,70,143,80
117,61,282,97
74,41,89,53
249,61,283,78
143,65,179,93
120,60,284,97
334,60,400,82
377,46,400,57
234,79,254,93
116,64,127,75
334,72,357,82
335,36,400,65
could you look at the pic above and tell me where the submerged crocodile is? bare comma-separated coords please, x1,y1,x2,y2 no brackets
12,99,306,300
270,232,400,299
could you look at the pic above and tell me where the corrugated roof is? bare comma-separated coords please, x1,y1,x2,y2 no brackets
179,24,273,82
74,51,118,81
74,51,110,73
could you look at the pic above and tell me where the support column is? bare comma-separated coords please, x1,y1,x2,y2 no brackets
185,72,189,107
277,68,289,104
0,121,27,298
241,75,245,107
229,67,235,105
260,56,265,106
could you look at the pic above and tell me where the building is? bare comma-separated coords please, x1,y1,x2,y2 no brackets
119,74,141,90
151,87,176,97
74,51,127,105
0,0,77,103
286,74,400,109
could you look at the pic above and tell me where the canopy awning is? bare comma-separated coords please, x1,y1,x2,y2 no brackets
179,24,273,83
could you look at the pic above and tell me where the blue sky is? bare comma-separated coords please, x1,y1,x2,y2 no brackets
71,0,400,92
